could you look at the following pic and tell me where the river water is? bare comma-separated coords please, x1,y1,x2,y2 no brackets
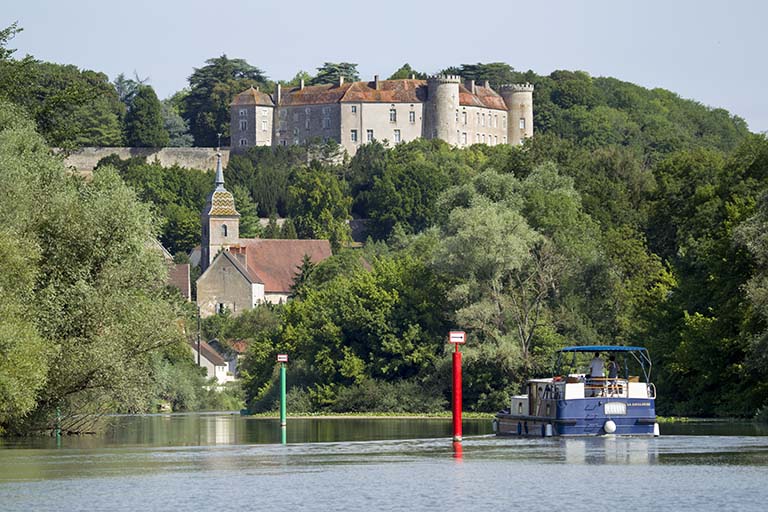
1,414,767,511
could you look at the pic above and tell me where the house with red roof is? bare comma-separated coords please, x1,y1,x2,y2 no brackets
196,154,332,318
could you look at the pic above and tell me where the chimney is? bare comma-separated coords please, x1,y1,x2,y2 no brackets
466,79,476,94
483,80,490,89
375,75,380,90
300,79,305,90
339,76,344,86
410,74,415,79
276,83,281,104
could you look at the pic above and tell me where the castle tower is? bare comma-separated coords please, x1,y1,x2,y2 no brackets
230,86,275,151
200,152,240,273
500,83,534,145
425,75,461,144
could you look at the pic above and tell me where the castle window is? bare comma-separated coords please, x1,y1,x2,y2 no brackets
262,108,269,116
322,118,331,129
262,119,267,131
494,135,498,145
394,129,401,143
461,132,467,145
482,134,486,143
305,119,310,130
503,136,507,144
222,224,228,237
305,108,311,116
475,133,479,143
476,113,480,125
239,139,247,146
389,109,397,123
494,115,498,127
293,128,299,137
462,112,467,125
351,105,357,114
322,107,331,115
293,112,299,122
350,129,358,142
409,111,415,123
455,110,459,122
367,129,374,142
239,109,246,117
218,303,225,314
519,118,526,129
239,120,247,130
280,140,287,146
503,117,507,129
481,113,485,127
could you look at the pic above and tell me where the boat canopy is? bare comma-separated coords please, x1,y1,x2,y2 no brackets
554,345,652,381
559,345,647,353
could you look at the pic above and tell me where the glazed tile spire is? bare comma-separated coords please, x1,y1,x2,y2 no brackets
214,151,225,191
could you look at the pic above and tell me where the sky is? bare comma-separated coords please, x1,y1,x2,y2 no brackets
4,0,767,133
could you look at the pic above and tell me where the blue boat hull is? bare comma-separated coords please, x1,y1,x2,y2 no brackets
495,398,657,436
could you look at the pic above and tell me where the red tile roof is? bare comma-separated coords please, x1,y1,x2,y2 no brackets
236,239,332,293
458,84,507,110
168,263,191,301
280,83,352,106
190,340,228,366
341,79,428,103
261,79,505,109
231,86,275,107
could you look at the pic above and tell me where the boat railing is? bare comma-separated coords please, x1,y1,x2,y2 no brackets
555,376,655,399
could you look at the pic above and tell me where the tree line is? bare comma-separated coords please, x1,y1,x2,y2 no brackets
2,22,766,422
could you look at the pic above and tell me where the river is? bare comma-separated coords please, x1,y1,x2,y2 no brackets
1,414,767,511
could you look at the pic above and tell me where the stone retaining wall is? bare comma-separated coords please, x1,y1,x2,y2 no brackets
62,147,230,172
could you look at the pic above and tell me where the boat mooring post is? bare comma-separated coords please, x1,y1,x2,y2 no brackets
277,354,288,444
449,331,466,444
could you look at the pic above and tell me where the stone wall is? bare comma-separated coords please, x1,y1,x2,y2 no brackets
62,147,230,173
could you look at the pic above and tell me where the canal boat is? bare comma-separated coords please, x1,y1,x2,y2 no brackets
494,345,659,437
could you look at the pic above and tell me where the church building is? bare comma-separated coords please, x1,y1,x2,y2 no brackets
196,153,332,317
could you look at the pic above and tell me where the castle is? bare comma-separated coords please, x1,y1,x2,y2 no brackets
230,76,534,155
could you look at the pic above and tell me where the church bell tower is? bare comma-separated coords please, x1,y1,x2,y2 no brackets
200,152,240,273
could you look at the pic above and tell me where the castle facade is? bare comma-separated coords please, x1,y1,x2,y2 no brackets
230,76,533,155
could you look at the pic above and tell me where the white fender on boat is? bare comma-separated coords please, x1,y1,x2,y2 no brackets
653,422,660,437
604,420,617,434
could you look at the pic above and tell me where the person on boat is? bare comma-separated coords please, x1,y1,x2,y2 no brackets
606,355,621,395
588,352,604,378
607,355,620,379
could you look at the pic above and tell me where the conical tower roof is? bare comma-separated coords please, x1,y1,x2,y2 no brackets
204,152,239,217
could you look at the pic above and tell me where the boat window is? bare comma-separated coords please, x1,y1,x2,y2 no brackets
604,402,627,415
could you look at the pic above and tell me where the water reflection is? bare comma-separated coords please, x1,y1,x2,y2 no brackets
2,416,768,511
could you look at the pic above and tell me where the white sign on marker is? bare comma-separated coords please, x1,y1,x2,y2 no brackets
448,331,466,344
277,354,289,362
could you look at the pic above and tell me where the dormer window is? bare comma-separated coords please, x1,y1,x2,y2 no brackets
222,224,228,237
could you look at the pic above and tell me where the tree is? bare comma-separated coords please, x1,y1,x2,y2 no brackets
183,55,268,146
458,62,517,89
310,62,360,85
280,70,313,87
289,164,352,250
124,85,169,147
388,63,426,80
231,185,261,238
0,102,184,434
161,100,193,147
0,22,21,61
